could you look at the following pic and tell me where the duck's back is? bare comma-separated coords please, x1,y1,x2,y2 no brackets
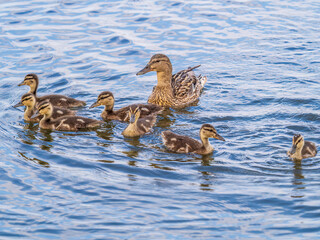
302,141,317,158
54,116,102,131
115,103,163,121
37,95,85,108
161,130,202,153
172,66,207,99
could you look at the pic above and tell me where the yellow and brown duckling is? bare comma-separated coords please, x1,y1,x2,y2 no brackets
287,134,317,160
14,93,75,122
122,107,157,137
136,54,207,108
90,91,163,121
37,101,103,131
161,124,225,155
18,73,86,108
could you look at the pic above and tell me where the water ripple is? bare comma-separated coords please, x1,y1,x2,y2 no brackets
0,0,320,239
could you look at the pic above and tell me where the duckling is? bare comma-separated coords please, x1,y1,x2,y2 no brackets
122,107,156,137
136,54,207,108
37,101,103,131
18,73,86,108
90,91,164,121
14,93,75,122
161,124,225,155
287,134,317,160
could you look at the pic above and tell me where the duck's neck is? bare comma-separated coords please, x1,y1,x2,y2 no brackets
24,105,35,120
104,105,114,115
293,145,303,159
29,83,38,96
156,69,172,88
201,137,212,151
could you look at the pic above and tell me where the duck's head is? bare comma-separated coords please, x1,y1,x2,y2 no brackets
14,93,36,108
289,134,304,155
18,74,39,94
90,91,114,110
128,107,141,124
200,124,225,141
37,100,53,117
136,54,172,75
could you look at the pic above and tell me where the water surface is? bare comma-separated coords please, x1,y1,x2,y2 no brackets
1,0,320,239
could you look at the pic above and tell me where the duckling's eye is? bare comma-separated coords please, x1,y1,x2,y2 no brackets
99,96,109,100
204,128,214,132
153,60,160,64
22,97,32,102
296,139,302,144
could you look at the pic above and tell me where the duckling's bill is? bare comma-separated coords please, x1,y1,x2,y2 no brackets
215,134,225,141
13,101,23,108
89,101,100,109
18,81,26,86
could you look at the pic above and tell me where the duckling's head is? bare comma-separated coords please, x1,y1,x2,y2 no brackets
200,124,225,141
14,93,36,108
136,54,172,75
90,91,114,110
128,107,141,123
37,100,53,117
289,134,304,155
18,74,39,94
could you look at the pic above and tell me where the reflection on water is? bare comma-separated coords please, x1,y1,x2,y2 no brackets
18,151,50,168
291,159,305,198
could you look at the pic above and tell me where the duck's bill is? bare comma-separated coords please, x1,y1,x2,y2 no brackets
89,101,99,109
289,144,297,155
136,64,151,75
215,134,225,141
13,102,23,108
18,81,25,86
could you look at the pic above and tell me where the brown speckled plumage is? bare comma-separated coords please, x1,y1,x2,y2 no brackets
161,124,225,155
18,73,86,108
136,54,207,108
90,91,163,121
38,101,102,131
14,93,75,122
287,134,317,160
122,107,157,137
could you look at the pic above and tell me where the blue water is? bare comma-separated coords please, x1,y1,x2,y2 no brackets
1,0,320,239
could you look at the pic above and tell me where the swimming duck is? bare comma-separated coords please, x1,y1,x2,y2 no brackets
14,93,75,122
161,124,225,155
122,107,156,137
136,54,207,108
37,101,103,131
18,73,86,108
287,134,317,160
90,91,163,121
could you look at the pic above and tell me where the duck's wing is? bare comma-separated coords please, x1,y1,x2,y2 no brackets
136,115,157,134
116,104,163,121
37,95,85,108
55,116,102,131
171,65,207,100
302,141,317,158
161,130,202,153
51,107,75,119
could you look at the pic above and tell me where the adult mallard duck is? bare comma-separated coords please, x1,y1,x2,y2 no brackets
122,107,156,137
37,100,102,131
161,124,225,155
90,91,163,121
287,134,317,160
18,73,86,108
14,93,75,122
136,54,207,108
